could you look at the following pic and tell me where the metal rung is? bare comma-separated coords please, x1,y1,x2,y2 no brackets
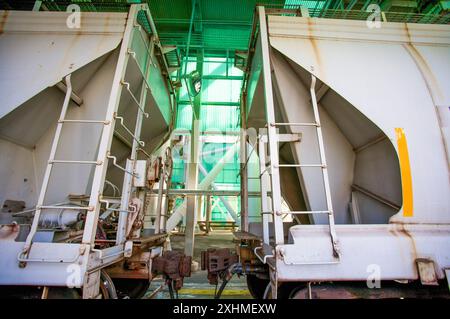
277,210,331,215
276,164,325,168
120,81,150,118
59,119,110,124
271,122,319,127
127,49,152,92
107,154,138,177
49,160,102,165
137,147,151,159
114,115,145,147
38,205,93,211
133,23,153,58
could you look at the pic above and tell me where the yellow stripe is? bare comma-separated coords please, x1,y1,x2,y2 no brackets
177,288,251,296
395,128,413,217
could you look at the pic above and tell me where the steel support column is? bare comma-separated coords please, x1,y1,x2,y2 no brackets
240,92,249,232
184,120,200,257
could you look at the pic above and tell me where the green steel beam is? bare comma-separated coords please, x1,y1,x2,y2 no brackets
193,49,203,120
183,0,197,77
22,1,448,53
442,1,450,10
362,0,372,10
178,101,240,106
202,75,243,80
346,0,358,10
32,1,43,11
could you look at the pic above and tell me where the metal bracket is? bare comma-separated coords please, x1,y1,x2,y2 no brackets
254,244,274,264
416,258,439,286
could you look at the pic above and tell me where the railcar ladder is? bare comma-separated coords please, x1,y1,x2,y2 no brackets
19,74,137,259
259,74,340,260
20,5,154,261
21,74,97,256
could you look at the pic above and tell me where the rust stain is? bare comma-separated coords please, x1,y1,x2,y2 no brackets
306,17,325,79
45,13,82,82
95,15,111,56
59,31,82,74
403,42,449,177
391,223,418,262
404,23,412,44
403,40,444,104
0,11,10,35
104,15,111,32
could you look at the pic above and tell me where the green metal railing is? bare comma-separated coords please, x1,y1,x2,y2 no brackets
264,5,450,24
5,1,447,52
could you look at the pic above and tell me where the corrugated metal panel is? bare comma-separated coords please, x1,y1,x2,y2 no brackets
202,79,241,103
284,0,326,10
176,104,240,132
200,105,240,131
175,104,193,130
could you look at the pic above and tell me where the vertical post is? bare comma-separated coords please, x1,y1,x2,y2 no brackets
184,120,200,257
184,38,203,256
205,194,212,234
160,145,173,233
310,75,339,256
258,6,284,245
116,159,133,244
197,195,204,223
117,29,153,243
258,134,270,245
154,169,165,234
240,94,249,232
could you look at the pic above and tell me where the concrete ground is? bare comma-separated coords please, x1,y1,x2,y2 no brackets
144,230,252,299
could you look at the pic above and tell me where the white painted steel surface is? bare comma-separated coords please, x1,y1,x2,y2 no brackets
247,11,450,283
276,224,450,281
0,5,173,295
0,241,88,286
267,16,450,224
0,10,127,119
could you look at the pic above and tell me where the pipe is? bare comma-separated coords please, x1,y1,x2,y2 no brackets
214,263,266,299
39,208,82,229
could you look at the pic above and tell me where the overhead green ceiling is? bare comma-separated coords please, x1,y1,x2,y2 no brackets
2,0,449,55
